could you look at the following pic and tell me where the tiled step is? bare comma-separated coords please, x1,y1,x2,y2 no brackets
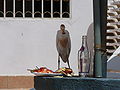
0,89,31,90
0,76,34,89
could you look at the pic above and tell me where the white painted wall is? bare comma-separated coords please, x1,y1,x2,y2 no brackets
0,0,93,75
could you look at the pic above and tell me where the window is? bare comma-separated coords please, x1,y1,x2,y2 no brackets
15,0,23,17
53,0,60,18
6,0,13,17
25,0,32,17
44,0,51,18
34,0,42,17
0,0,4,17
62,0,70,18
0,0,70,18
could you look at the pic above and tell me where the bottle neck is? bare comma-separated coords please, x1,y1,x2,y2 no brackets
82,36,87,47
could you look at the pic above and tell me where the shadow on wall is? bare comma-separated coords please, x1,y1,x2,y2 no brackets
87,23,94,76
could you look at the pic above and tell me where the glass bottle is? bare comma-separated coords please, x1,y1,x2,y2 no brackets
78,35,90,77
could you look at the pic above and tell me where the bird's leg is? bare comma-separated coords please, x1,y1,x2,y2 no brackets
67,60,70,69
58,55,60,69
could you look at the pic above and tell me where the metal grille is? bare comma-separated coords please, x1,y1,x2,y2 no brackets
107,0,120,57
0,0,70,18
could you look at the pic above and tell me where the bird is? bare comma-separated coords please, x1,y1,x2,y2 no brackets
56,24,71,69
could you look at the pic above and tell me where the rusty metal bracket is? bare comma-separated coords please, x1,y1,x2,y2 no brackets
95,44,106,53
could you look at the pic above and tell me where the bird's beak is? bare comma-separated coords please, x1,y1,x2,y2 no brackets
61,29,65,34
62,30,65,34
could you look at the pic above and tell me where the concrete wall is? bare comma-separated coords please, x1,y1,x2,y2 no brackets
0,0,93,75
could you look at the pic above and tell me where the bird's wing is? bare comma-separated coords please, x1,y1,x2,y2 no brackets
67,31,71,57
56,30,61,55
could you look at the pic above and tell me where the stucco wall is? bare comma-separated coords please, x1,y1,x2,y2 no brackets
0,0,93,75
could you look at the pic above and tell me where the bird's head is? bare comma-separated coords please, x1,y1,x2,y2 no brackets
60,24,65,34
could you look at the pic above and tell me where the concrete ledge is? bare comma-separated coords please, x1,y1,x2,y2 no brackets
0,76,34,89
34,77,120,90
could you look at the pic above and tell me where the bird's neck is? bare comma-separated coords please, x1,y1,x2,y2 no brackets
61,30,65,34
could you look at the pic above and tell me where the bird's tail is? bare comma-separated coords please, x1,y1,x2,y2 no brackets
60,54,70,68
60,54,69,63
